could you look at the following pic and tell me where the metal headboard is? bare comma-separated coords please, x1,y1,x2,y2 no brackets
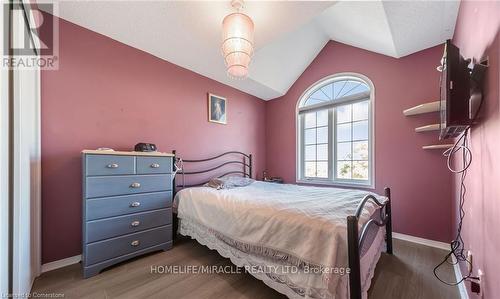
172,150,252,190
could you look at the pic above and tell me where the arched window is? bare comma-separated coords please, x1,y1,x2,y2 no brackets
296,74,374,187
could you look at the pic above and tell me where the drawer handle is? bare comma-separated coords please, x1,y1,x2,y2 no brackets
130,202,141,207
131,240,140,247
130,182,141,188
107,163,119,169
131,220,140,227
150,163,160,168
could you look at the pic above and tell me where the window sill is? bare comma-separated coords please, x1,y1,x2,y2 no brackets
296,179,375,190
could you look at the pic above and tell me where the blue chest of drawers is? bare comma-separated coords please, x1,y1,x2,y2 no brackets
82,150,174,278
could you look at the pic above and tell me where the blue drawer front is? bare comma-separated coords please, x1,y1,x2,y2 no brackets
85,225,172,266
83,242,172,278
86,192,172,220
86,155,135,176
86,208,172,243
137,156,172,174
85,174,172,198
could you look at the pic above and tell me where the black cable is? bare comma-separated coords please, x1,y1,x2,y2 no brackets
433,129,472,285
433,67,484,285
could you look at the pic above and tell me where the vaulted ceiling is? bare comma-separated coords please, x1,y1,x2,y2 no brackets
46,1,460,100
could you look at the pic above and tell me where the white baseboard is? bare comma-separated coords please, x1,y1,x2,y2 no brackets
41,255,81,273
392,232,449,251
392,232,468,299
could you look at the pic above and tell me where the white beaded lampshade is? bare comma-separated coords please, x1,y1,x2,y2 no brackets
221,1,254,78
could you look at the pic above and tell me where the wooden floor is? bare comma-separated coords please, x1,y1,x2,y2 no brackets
32,238,460,299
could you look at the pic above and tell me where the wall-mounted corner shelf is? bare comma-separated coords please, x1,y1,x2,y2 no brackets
415,124,440,133
403,101,440,116
422,144,454,150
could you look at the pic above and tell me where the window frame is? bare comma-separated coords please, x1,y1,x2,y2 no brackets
296,73,375,189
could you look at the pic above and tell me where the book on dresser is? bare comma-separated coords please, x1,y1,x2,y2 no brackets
82,150,174,278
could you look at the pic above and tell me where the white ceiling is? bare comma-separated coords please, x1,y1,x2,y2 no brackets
44,1,460,100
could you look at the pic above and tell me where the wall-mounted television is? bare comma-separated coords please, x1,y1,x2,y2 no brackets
439,40,471,140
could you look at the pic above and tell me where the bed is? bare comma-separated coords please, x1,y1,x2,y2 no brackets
171,151,392,299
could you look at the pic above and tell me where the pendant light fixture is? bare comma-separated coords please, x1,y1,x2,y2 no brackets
221,0,254,79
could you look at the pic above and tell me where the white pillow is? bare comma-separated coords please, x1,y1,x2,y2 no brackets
204,176,255,189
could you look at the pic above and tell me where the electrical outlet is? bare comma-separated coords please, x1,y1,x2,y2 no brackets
478,269,484,297
471,269,485,297
466,251,473,273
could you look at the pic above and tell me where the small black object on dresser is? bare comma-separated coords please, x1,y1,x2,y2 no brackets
134,143,157,152
81,150,174,278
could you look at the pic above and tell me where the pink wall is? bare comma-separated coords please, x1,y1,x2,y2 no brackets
41,15,266,263
452,1,500,298
265,41,453,242
41,4,497,268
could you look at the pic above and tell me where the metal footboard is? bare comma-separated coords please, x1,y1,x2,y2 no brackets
347,187,393,299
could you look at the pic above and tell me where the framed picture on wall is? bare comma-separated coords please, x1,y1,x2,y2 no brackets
208,93,227,124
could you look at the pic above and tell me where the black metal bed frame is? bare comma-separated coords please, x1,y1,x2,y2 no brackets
171,150,252,190
347,188,393,299
171,150,392,299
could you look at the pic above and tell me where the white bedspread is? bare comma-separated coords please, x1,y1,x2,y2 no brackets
175,182,384,271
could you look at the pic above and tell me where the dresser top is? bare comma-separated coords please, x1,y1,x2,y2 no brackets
82,150,175,157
